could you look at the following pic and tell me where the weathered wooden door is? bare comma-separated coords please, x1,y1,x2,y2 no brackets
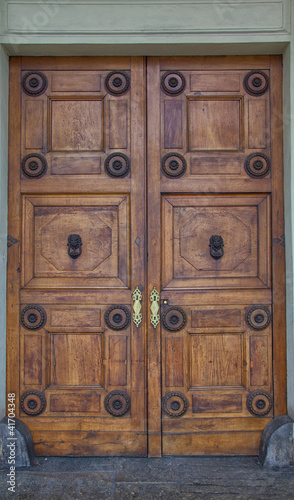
8,57,147,456
147,56,286,456
7,56,285,457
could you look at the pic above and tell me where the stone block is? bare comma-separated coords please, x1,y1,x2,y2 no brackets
259,414,294,468
0,417,36,468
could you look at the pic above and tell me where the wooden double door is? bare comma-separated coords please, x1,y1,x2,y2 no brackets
7,56,286,457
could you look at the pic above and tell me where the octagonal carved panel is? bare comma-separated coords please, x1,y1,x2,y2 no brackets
180,211,251,272
41,211,112,271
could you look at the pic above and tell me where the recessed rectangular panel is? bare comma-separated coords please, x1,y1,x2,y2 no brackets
191,309,241,328
24,335,42,385
192,394,242,413
25,101,43,149
51,73,101,92
248,100,267,149
164,100,183,149
51,334,103,386
190,73,240,92
190,334,242,387
250,335,269,386
188,98,241,151
49,307,101,328
51,155,101,175
165,337,184,387
109,100,128,149
50,392,101,412
109,335,128,386
23,195,130,289
161,194,271,289
190,157,241,175
51,99,103,151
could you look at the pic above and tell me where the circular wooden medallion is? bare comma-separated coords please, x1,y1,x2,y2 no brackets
162,307,187,332
22,71,48,96
246,305,271,331
161,71,186,96
246,390,273,416
243,71,269,96
244,153,270,179
104,390,131,416
104,153,130,178
21,153,47,179
105,71,130,95
21,305,47,330
105,305,131,330
162,392,188,417
161,153,186,178
20,390,46,416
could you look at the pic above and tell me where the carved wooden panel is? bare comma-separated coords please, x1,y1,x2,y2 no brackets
162,194,271,289
21,68,131,183
188,97,243,151
108,334,129,387
50,333,103,387
50,392,101,413
190,334,243,388
22,195,130,289
23,334,42,386
192,394,243,414
50,98,103,151
159,68,270,184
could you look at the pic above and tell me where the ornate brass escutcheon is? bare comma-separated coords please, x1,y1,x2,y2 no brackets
67,234,82,259
209,235,224,260
150,287,160,328
132,286,143,327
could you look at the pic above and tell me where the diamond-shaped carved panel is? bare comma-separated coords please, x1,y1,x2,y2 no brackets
180,211,251,272
41,211,112,271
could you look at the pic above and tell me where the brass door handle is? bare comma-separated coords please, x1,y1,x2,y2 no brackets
150,287,160,328
132,286,143,327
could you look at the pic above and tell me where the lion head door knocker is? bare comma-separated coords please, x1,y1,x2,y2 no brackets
67,234,82,259
209,235,224,260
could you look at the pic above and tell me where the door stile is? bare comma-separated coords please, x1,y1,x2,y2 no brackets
270,55,287,416
129,56,147,432
147,57,162,457
7,57,22,414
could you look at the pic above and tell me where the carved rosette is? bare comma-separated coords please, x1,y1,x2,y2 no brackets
22,71,48,97
21,305,47,330
243,71,269,96
161,153,186,178
104,305,131,330
162,307,187,332
104,390,131,417
246,390,273,416
105,153,130,178
105,71,130,95
244,153,270,179
246,305,271,331
20,390,46,416
161,71,186,96
21,153,47,179
162,392,188,417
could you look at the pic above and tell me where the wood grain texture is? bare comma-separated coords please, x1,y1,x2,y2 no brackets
7,56,147,457
7,55,285,458
269,55,287,416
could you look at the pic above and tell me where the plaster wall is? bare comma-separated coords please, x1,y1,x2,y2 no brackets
0,0,293,420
